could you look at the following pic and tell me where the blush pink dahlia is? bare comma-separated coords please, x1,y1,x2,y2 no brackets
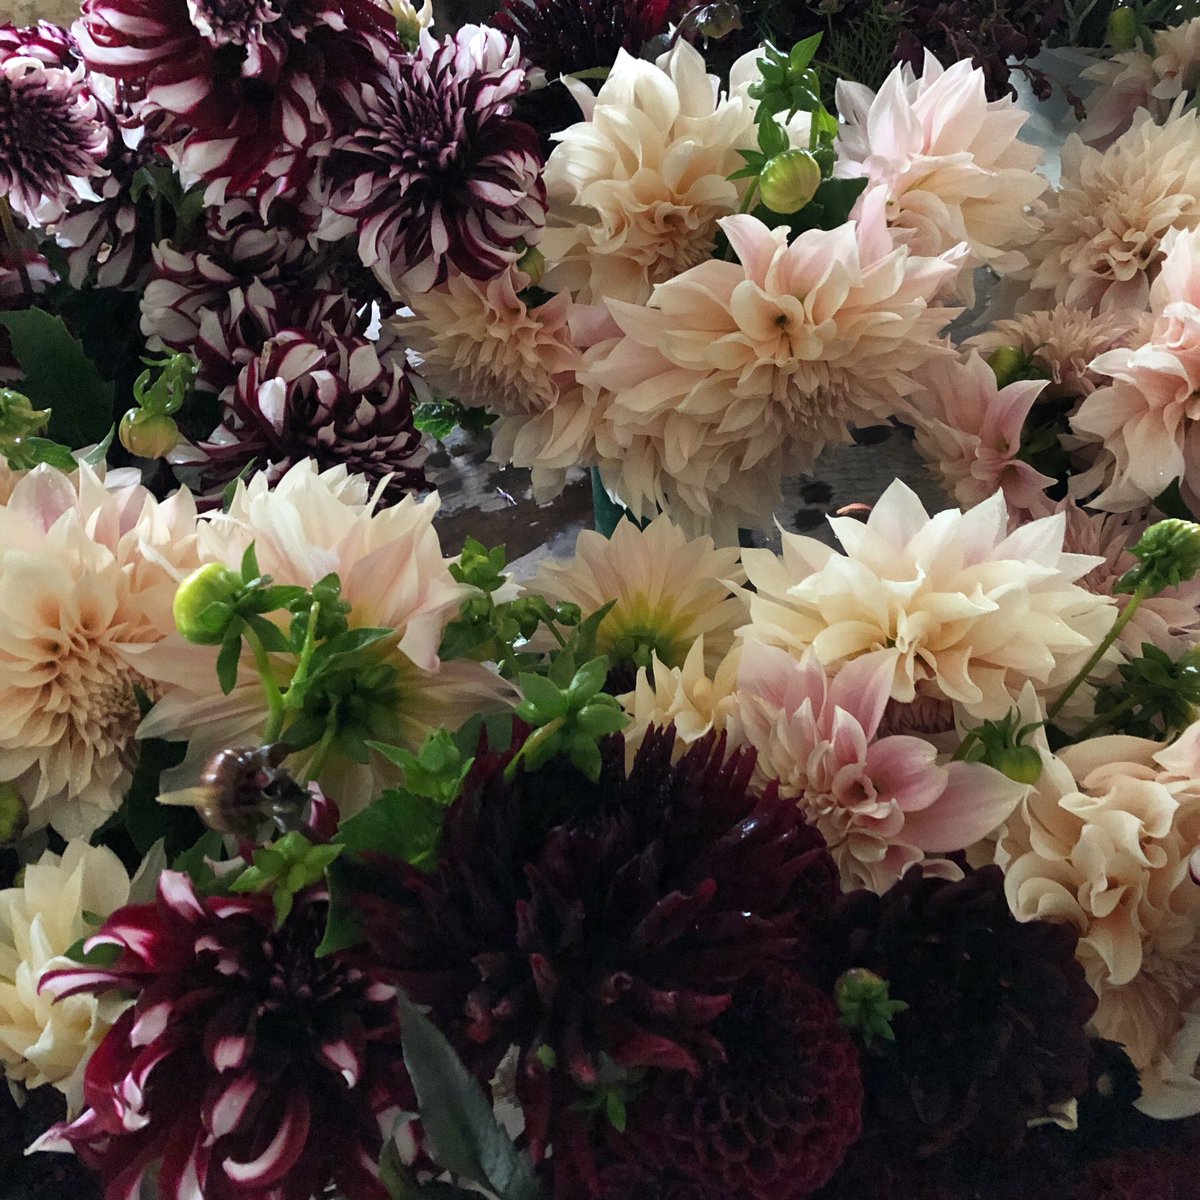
75,0,393,201
586,207,957,540
38,875,406,1200
328,26,546,296
0,23,108,227
732,641,1024,892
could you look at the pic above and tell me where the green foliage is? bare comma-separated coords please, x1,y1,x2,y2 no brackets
836,968,909,1049
955,709,1043,784
230,831,344,926
413,399,495,443
1116,518,1200,597
570,1054,648,1134
1091,643,1200,738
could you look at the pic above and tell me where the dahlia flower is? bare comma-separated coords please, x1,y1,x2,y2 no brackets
328,26,545,297
38,875,406,1200
908,351,1054,517
0,26,108,226
626,966,863,1200
0,841,134,1107
1080,16,1200,147
1023,107,1200,314
1000,727,1200,1118
585,208,957,540
492,0,669,78
75,0,393,201
136,461,511,814
540,40,754,307
835,53,1045,298
733,642,1024,893
819,865,1097,1157
355,726,839,1168
0,464,200,836
738,480,1116,720
966,304,1144,400
198,325,427,502
1070,225,1200,511
531,514,747,675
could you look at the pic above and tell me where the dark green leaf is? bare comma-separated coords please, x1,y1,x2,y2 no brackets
81,426,115,467
243,613,292,653
216,635,242,695
241,542,260,583
316,858,364,957
62,936,122,967
19,437,79,470
0,309,114,444
122,736,198,858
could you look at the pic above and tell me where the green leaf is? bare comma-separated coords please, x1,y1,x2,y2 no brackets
243,613,291,653
216,635,242,695
310,626,395,670
517,673,569,721
122,735,199,859
0,309,114,445
398,994,544,1200
81,425,115,467
171,829,227,893
19,437,78,470
241,542,261,584
566,657,608,705
789,32,823,72
62,936,122,967
339,787,445,869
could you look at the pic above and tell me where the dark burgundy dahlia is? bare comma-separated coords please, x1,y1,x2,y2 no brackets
0,22,109,227
329,27,546,296
75,0,395,198
39,874,407,1200
492,0,671,78
817,864,1097,1162
355,726,839,1170
199,326,427,500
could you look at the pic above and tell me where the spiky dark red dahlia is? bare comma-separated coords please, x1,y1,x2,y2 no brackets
625,966,863,1200
199,326,427,500
74,0,395,199
328,26,546,296
492,0,670,78
0,22,109,227
39,874,406,1200
817,864,1097,1161
355,725,839,1174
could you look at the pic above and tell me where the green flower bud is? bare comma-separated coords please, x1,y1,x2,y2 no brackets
0,389,50,439
836,967,908,1049
120,409,180,459
0,782,26,844
758,148,822,215
988,744,1044,785
173,562,243,644
1106,6,1139,50
517,244,546,286
1118,518,1200,596
987,345,1029,389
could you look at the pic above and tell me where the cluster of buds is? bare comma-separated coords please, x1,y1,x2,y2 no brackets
118,352,196,459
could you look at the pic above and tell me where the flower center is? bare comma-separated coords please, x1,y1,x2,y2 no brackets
0,63,100,191
186,0,283,47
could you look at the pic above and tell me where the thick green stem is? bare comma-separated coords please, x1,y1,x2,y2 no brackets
285,601,322,708
1047,583,1150,722
303,711,340,784
244,625,286,742
1073,695,1140,742
738,178,760,214
0,198,31,295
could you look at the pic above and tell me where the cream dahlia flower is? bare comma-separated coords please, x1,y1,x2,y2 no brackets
732,642,1023,892
0,841,136,1108
617,637,741,768
585,206,958,540
1023,106,1200,314
540,40,754,306
0,465,200,837
738,480,1116,720
1080,17,1200,147
1070,225,1200,510
401,267,618,501
1000,727,1200,1118
966,304,1144,400
835,52,1045,300
530,514,746,673
909,351,1054,517
137,461,513,815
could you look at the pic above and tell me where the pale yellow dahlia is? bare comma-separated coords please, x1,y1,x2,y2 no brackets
531,513,746,673
0,465,200,837
137,461,513,814
0,841,136,1108
540,39,754,306
738,480,1116,720
1023,106,1200,313
1000,727,1200,1118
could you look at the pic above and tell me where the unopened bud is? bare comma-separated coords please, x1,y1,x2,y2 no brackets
1118,518,1200,596
1106,6,1139,50
0,782,26,844
987,345,1028,389
836,968,908,1049
759,149,822,216
0,389,50,439
517,244,546,287
119,409,180,459
173,562,242,645
390,0,432,48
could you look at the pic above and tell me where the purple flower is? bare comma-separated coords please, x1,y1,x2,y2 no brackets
39,874,406,1200
328,26,546,296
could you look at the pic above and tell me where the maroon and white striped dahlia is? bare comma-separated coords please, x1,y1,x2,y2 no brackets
200,327,428,500
0,23,109,227
329,26,547,296
39,874,407,1200
74,0,395,199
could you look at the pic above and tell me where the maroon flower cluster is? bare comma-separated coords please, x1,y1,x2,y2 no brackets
40,874,406,1200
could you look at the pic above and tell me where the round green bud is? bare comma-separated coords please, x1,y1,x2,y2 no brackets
120,409,180,459
173,562,242,644
988,745,1043,786
759,149,822,216
1106,6,1139,50
553,601,582,626
986,345,1028,389
0,782,26,844
517,244,546,287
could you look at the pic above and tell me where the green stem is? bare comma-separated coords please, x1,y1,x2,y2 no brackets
0,197,32,295
244,625,287,742
504,716,566,781
738,178,760,214
1046,583,1150,722
951,729,980,763
1074,695,1140,742
285,601,321,708
303,711,340,784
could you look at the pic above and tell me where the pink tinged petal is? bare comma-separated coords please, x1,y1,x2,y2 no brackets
826,648,901,739
208,1032,253,1073
864,736,944,813
900,759,1025,851
221,1087,311,1186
